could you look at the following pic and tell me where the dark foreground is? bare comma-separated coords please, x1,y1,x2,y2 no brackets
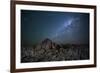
21,45,89,63
21,38,89,63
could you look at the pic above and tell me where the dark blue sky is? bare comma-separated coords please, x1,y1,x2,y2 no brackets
21,10,89,45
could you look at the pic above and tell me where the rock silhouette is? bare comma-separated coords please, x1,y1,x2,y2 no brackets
21,38,89,62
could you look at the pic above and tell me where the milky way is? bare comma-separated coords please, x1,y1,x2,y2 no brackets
21,10,89,45
51,17,79,38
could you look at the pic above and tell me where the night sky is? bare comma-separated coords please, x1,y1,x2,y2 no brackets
21,10,89,45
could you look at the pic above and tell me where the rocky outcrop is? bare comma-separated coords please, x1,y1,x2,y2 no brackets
32,38,65,61
21,38,89,62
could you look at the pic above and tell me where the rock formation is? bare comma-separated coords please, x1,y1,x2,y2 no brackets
21,38,89,62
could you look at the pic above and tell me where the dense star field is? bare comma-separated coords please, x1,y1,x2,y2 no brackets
21,10,89,63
